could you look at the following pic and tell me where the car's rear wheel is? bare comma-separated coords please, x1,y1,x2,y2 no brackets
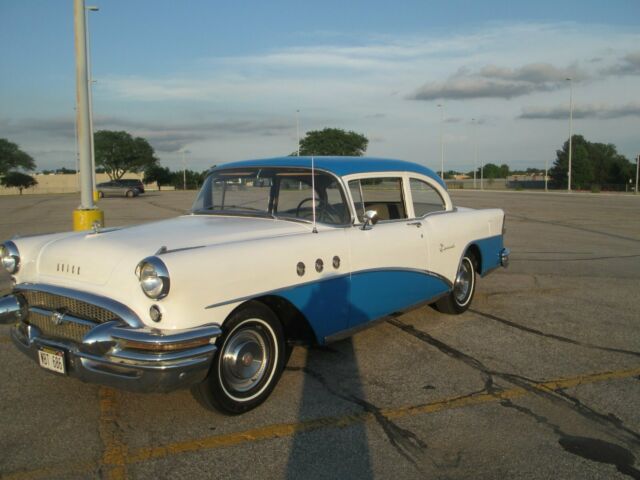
434,252,476,314
98,191,104,198
194,301,285,414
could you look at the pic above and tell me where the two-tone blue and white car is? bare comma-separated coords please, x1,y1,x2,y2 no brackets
0,157,509,414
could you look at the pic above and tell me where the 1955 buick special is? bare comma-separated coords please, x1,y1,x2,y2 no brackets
0,157,509,414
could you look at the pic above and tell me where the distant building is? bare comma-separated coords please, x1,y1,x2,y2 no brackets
507,173,549,189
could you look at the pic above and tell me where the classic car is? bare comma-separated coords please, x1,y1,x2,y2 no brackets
0,157,509,414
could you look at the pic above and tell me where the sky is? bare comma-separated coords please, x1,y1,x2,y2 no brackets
1,0,639,175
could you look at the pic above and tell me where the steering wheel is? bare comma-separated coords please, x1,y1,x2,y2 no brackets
295,197,342,224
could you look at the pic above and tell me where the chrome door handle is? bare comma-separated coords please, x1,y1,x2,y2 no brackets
406,221,422,228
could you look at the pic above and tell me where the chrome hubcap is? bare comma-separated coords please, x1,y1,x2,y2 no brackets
454,259,473,305
221,328,268,393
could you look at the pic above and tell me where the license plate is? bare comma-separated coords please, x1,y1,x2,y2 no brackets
38,348,66,374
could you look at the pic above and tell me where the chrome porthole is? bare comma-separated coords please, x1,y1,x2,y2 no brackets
296,262,305,276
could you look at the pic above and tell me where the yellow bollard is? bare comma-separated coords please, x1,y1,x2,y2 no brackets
73,208,105,231
93,190,100,202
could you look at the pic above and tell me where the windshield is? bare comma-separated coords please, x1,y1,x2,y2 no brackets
192,167,351,226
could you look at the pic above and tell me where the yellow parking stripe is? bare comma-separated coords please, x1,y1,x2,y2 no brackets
126,366,640,465
3,365,640,479
98,387,128,480
1,461,96,480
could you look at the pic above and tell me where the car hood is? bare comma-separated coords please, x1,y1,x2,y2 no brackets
34,215,311,286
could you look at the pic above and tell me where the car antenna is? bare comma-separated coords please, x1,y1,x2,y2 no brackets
311,156,318,234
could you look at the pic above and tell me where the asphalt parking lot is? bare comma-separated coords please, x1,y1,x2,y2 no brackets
1,190,639,480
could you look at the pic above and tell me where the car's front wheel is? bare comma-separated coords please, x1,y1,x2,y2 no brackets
434,252,476,314
195,302,285,414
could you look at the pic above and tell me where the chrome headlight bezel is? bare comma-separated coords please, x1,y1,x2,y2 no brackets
0,241,20,274
135,256,170,300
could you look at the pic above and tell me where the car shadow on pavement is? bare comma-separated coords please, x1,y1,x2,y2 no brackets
285,339,374,480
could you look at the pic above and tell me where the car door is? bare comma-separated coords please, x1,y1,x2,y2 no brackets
102,182,115,197
345,175,431,329
409,176,461,283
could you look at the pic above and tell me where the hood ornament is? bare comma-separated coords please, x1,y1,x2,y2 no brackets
91,221,102,234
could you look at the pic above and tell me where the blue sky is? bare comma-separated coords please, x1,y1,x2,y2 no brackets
1,0,639,173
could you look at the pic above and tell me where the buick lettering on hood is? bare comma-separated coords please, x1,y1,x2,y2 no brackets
0,157,509,414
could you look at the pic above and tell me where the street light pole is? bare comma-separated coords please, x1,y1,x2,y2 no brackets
72,0,103,230
634,155,640,195
472,118,478,189
182,150,187,190
86,5,99,200
437,104,444,179
566,77,573,192
545,157,549,192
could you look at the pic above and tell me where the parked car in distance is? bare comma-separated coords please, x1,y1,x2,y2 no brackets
0,157,509,414
97,180,140,198
118,179,145,194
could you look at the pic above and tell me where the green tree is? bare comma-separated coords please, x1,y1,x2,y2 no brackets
550,135,633,189
94,130,158,180
298,128,368,156
170,169,207,190
1,171,37,194
144,165,173,191
0,139,36,175
474,163,504,179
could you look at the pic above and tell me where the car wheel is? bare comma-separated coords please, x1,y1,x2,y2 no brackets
98,191,104,198
125,190,134,198
434,252,476,314
195,301,285,414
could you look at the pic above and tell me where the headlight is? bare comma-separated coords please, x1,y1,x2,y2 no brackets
136,257,170,299
0,241,20,274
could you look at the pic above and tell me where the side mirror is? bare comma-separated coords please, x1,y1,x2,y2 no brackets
361,210,379,230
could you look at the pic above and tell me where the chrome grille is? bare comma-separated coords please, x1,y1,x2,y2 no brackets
21,291,118,323
27,311,92,343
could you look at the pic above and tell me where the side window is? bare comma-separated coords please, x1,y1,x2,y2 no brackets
276,173,350,225
348,177,407,222
410,178,446,217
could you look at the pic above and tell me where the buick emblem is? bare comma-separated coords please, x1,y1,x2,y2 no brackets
51,311,65,326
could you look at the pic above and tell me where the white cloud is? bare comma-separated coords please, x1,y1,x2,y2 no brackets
519,103,640,120
6,22,640,171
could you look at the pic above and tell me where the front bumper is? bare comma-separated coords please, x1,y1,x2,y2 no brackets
3,291,222,393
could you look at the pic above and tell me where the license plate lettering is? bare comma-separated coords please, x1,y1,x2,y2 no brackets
38,348,66,374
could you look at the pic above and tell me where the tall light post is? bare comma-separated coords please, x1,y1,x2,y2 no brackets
181,150,189,190
437,104,444,179
471,118,478,189
296,109,300,156
544,157,549,192
633,155,640,195
72,0,103,230
86,5,99,200
566,77,573,192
